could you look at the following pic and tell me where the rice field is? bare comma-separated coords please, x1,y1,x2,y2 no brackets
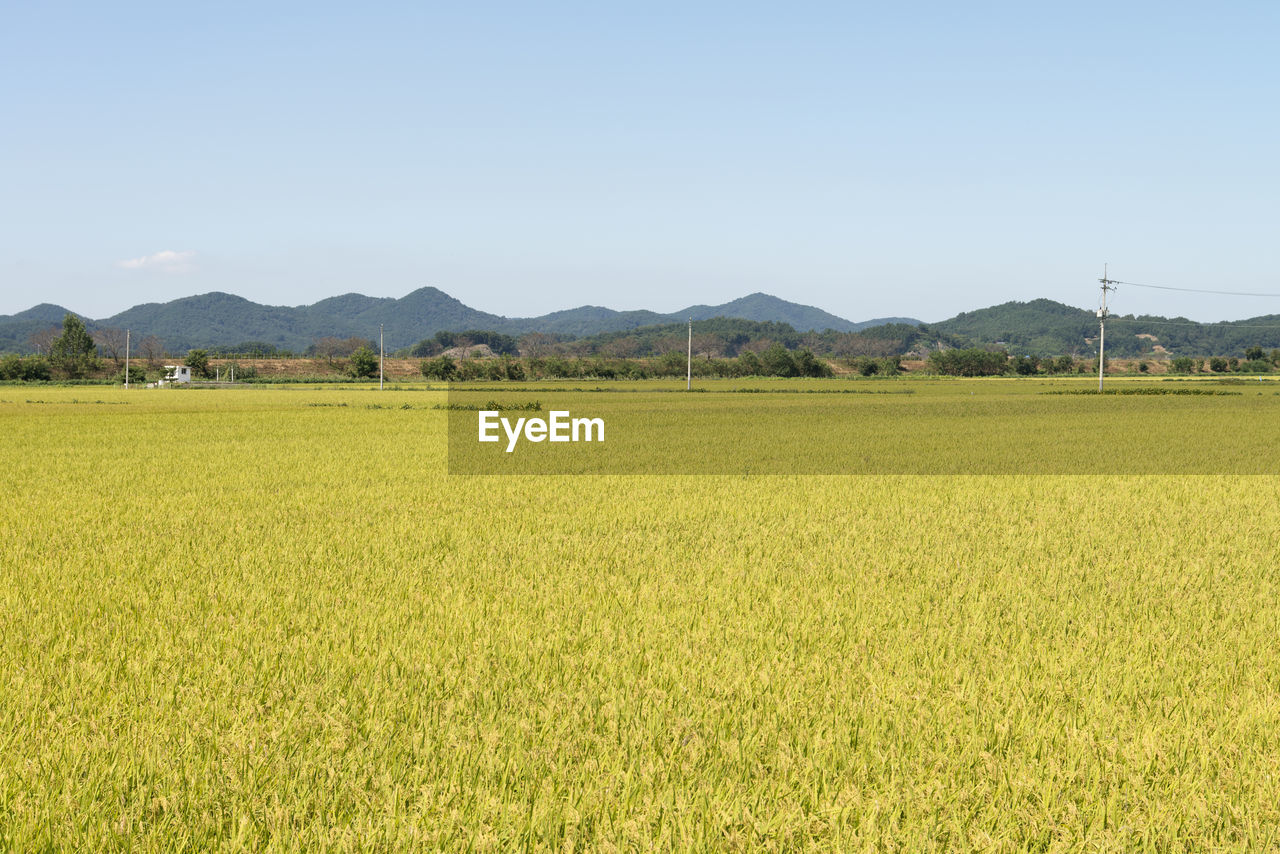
2,380,1280,851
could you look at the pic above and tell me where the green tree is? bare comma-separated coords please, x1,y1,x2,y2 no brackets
927,348,1009,377
736,350,763,376
420,354,458,380
1170,356,1194,374
760,343,797,377
792,349,832,377
1245,346,1265,362
49,313,97,378
0,354,52,381
538,355,574,378
115,365,147,384
656,351,687,377
497,356,525,381
876,356,902,376
1012,355,1040,376
851,356,878,376
185,349,211,379
348,346,379,378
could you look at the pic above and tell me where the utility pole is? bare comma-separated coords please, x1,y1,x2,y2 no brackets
124,329,130,389
379,324,384,390
1097,265,1118,392
686,318,692,391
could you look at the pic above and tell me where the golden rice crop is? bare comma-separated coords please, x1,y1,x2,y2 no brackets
2,382,1279,851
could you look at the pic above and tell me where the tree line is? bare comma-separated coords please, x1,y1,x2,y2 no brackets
419,343,835,381
8,313,1280,383
925,347,1280,376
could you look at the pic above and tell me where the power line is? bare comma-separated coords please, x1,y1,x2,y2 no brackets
1091,270,1280,328
1114,280,1280,298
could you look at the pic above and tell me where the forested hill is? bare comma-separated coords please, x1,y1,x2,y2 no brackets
930,299,1280,358
0,304,78,355
931,300,1099,356
678,293,913,334
5,288,1280,356
0,288,912,353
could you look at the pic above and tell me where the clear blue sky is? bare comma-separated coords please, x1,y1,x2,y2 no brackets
3,1,1278,323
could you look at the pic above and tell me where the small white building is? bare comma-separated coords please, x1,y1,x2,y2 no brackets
162,365,192,384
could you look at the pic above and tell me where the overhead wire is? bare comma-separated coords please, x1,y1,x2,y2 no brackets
1098,276,1280,329
1113,279,1280,298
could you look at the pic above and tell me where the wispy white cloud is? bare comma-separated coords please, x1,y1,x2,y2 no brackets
117,249,196,273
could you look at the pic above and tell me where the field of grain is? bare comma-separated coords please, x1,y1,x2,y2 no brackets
3,380,1280,851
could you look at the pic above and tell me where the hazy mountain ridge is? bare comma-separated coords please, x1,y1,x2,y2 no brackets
5,289,1280,357
0,287,914,353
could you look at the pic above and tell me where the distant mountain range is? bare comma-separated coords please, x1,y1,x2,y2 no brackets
3,288,1279,357
0,288,917,354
